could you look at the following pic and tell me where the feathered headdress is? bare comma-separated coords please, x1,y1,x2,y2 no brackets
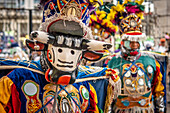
39,0,103,39
89,2,118,40
124,0,145,19
110,0,145,39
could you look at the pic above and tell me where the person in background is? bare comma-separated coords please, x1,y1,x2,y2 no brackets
107,1,165,111
114,44,121,53
165,32,169,40
165,33,170,53
0,0,121,113
156,38,168,53
8,42,29,60
31,51,41,61
144,43,154,51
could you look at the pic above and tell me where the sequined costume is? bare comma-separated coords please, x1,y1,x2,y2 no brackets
108,53,165,113
0,59,120,113
107,0,165,112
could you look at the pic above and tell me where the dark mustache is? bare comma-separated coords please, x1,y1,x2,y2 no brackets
57,64,73,68
58,59,73,64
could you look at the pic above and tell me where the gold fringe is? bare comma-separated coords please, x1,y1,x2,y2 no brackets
104,78,121,113
0,66,44,75
114,103,154,113
104,83,113,113
75,76,108,83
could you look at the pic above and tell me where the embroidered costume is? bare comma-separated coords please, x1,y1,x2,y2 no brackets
107,0,165,112
0,59,120,113
108,53,165,112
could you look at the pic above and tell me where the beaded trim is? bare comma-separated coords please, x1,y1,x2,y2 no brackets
39,15,93,39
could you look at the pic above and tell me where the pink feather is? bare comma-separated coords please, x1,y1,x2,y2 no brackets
126,5,140,14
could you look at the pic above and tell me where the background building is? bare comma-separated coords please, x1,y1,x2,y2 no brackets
153,0,170,38
0,0,42,46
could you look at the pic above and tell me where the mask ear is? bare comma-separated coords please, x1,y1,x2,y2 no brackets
82,51,103,61
26,39,47,51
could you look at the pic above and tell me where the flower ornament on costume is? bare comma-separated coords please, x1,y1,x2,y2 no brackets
109,1,127,25
109,0,144,26
124,0,145,19
89,2,118,40
26,0,112,85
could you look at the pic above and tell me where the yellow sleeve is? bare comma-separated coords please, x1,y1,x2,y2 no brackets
153,60,165,113
0,76,13,112
89,83,99,113
154,60,164,97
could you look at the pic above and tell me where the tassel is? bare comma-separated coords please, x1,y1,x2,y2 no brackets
113,105,154,113
104,83,113,113
109,78,121,98
104,77,121,113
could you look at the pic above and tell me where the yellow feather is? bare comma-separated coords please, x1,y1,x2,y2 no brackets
123,0,128,5
91,0,103,8
139,0,144,5
135,0,138,3
99,13,106,20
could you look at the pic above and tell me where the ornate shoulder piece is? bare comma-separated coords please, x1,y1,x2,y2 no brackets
39,0,103,39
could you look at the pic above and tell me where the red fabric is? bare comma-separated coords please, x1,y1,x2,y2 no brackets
45,68,51,82
151,66,160,96
50,3,55,9
126,32,142,35
105,59,109,64
28,42,45,50
124,53,128,57
121,41,124,45
107,69,116,74
88,91,97,113
111,74,118,80
5,84,21,113
107,69,117,80
129,51,139,56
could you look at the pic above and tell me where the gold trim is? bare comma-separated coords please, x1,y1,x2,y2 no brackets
0,66,44,75
75,76,108,83
0,65,108,83
141,51,167,56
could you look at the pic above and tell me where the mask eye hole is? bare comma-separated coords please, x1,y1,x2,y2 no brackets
47,50,52,62
48,52,52,59
58,48,62,53
71,50,75,55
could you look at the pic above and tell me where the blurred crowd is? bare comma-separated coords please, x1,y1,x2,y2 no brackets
143,33,170,53
0,33,169,61
114,34,170,55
